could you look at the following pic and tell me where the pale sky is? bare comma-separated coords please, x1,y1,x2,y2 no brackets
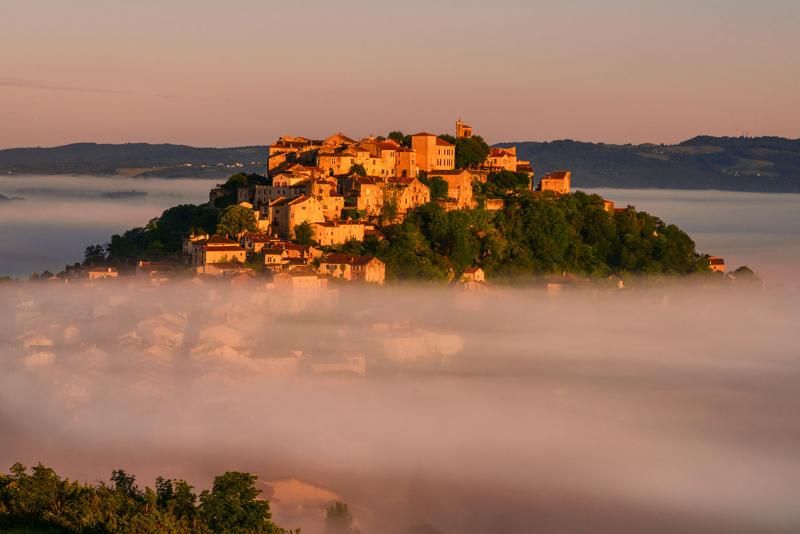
1,0,798,148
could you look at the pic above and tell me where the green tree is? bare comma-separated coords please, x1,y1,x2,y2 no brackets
294,221,316,246
388,131,412,148
325,501,356,534
379,197,399,224
198,471,276,534
434,135,491,169
349,163,367,176
216,205,257,238
419,176,449,200
83,244,107,266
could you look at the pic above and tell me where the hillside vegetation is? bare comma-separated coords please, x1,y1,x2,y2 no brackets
94,183,710,282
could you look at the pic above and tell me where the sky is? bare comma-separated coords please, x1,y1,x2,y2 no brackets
1,0,798,148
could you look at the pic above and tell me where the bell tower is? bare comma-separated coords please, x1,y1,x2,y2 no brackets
455,118,473,139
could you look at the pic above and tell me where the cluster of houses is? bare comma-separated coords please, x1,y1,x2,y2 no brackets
193,119,574,284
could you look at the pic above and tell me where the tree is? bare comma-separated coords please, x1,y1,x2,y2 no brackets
419,176,448,200
83,244,107,266
379,197,399,224
454,136,490,169
216,205,257,238
325,501,356,534
294,221,315,246
349,163,367,176
388,131,412,148
198,471,276,534
111,469,142,501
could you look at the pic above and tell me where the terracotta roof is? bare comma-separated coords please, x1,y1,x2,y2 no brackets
489,148,512,157
243,235,271,243
207,235,239,245
709,256,725,265
543,171,570,180
387,177,415,186
435,138,454,147
322,253,378,266
429,169,469,176
203,245,245,252
353,176,380,185
288,195,313,205
464,267,482,274
411,132,436,137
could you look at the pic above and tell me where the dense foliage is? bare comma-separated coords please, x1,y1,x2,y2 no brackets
103,204,219,265
0,463,293,533
216,204,257,237
335,191,708,281
474,171,531,199
438,134,491,169
86,171,709,281
387,131,412,148
325,501,358,534
418,175,448,200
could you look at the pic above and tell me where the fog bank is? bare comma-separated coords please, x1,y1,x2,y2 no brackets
1,281,798,533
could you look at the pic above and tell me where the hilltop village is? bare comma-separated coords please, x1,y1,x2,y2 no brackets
185,119,579,287
12,119,738,288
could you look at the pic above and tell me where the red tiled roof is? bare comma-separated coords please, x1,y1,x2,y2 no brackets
204,246,245,252
207,236,238,245
489,148,512,157
322,253,377,266
411,132,436,137
436,138,454,147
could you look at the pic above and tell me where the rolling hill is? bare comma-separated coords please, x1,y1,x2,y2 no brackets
1,137,799,192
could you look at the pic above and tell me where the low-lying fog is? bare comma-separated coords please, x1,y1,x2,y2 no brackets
1,281,798,533
0,175,218,277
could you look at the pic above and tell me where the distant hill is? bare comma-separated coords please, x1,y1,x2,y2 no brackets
499,136,800,192
2,137,799,192
0,143,268,178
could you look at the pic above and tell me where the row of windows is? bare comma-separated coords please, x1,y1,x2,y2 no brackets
436,159,454,166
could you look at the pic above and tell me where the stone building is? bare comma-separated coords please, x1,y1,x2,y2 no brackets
312,222,366,246
318,253,386,284
455,118,473,139
385,177,431,214
539,171,571,195
196,236,246,267
268,196,325,239
708,256,726,273
341,175,385,216
427,169,474,209
411,132,455,172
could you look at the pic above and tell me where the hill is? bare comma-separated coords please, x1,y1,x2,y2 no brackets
2,137,799,192
0,143,268,178
500,136,800,192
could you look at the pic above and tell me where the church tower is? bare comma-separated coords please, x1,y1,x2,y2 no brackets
456,118,473,139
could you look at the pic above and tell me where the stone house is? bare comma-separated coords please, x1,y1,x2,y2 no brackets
269,195,325,239
411,132,455,172
318,253,386,284
385,177,431,214
312,222,366,246
427,169,474,209
197,236,246,266
539,171,571,195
